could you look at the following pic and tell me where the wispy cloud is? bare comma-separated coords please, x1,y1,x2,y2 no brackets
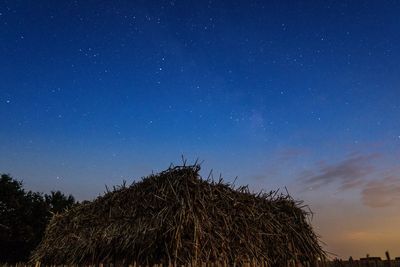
300,154,377,190
362,176,400,208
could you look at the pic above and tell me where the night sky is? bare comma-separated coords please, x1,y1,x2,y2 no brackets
1,0,400,259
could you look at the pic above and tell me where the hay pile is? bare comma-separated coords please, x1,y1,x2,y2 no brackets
31,164,325,266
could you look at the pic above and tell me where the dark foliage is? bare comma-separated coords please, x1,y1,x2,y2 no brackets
45,191,76,214
0,174,76,263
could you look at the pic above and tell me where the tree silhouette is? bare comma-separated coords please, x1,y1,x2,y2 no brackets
45,190,75,214
0,174,76,263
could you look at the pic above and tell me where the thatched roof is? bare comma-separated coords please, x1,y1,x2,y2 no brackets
31,165,325,266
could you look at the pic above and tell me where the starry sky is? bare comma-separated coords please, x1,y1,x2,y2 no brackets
1,0,400,259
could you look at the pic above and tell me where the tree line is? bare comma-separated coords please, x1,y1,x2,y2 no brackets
0,174,77,263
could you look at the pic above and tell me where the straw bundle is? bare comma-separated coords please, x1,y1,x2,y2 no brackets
31,164,325,266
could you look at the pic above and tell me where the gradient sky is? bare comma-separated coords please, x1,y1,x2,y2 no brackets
1,0,400,259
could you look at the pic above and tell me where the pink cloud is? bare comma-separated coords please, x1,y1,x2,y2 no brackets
301,154,377,190
362,176,400,208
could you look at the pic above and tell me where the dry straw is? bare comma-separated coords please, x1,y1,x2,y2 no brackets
31,164,325,266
